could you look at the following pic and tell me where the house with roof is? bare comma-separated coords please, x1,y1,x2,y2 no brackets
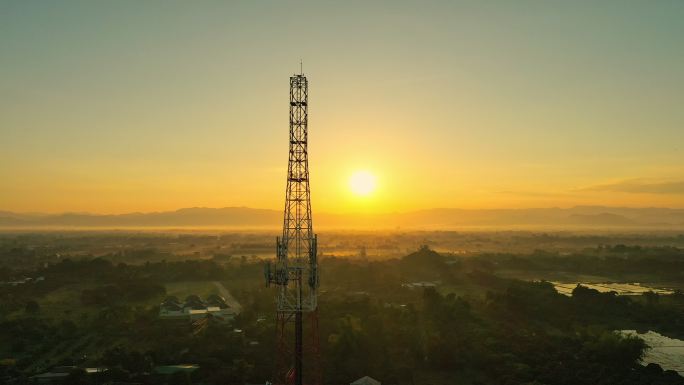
159,294,235,322
350,376,381,385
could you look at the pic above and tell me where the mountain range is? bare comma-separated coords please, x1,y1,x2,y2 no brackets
1,206,684,229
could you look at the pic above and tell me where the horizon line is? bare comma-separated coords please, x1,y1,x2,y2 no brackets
3,204,684,217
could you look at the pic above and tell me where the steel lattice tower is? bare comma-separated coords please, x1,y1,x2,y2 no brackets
265,71,321,385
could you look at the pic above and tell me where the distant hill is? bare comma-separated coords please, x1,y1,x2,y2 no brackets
0,207,281,228
401,246,446,268
1,206,684,229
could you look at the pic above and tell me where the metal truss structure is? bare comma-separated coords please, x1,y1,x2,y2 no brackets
265,72,321,385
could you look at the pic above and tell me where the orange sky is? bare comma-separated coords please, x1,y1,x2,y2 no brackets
1,1,683,214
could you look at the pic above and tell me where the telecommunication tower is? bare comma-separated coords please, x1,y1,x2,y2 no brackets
265,70,321,385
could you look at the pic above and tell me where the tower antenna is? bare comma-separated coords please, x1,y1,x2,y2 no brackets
266,70,321,385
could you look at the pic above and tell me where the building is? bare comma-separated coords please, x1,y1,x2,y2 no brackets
30,366,106,384
153,364,199,375
159,295,235,322
401,281,438,289
152,365,199,385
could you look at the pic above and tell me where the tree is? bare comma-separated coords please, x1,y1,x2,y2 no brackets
24,300,40,314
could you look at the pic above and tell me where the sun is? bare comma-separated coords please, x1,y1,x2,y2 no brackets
349,170,377,196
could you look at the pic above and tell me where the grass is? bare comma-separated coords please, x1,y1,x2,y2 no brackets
39,284,94,317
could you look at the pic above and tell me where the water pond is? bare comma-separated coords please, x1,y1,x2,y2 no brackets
620,330,684,375
552,282,673,296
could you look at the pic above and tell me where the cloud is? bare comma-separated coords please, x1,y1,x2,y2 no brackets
584,179,684,194
493,190,572,197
